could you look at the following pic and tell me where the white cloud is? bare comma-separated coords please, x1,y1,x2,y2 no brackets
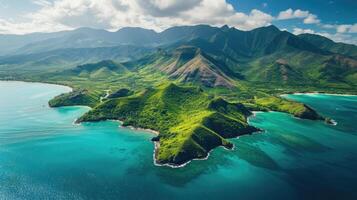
349,24,357,33
319,32,357,45
292,28,315,35
336,24,357,33
292,27,357,45
277,8,320,24
321,23,357,33
336,24,351,33
277,8,308,20
32,0,52,7
0,0,274,34
321,24,335,29
303,14,320,24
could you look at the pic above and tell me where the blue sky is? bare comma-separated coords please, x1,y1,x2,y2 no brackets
0,0,356,44
229,0,357,36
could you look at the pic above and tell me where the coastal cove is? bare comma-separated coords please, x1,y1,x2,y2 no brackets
1,81,357,199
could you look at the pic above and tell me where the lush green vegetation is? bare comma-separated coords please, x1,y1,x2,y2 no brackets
107,88,133,99
251,96,322,120
77,83,258,166
49,89,100,108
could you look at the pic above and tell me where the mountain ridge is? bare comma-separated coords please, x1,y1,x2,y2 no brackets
2,24,355,57
2,24,356,88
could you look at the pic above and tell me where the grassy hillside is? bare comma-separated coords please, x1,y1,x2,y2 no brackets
49,89,100,108
245,59,307,84
251,96,323,120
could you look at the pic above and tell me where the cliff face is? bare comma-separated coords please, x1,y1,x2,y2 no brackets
295,105,323,120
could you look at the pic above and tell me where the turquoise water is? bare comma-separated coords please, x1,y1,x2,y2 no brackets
1,81,357,200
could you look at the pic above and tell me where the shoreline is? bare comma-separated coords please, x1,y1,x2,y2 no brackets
281,92,357,97
114,119,160,135
0,80,73,92
248,109,338,126
152,142,235,168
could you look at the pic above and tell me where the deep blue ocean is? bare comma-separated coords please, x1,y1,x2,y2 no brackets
1,81,356,200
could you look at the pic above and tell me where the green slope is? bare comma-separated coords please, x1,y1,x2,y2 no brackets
49,89,100,108
245,59,307,84
126,46,238,88
250,96,322,120
298,33,357,58
65,60,129,78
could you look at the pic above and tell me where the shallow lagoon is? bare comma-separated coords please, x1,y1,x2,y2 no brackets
1,81,356,200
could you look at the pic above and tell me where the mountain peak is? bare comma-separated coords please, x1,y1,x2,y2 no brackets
265,25,280,31
221,25,230,30
116,27,157,33
252,25,280,33
73,27,107,33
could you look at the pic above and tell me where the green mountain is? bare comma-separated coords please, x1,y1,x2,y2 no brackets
0,27,155,56
318,55,357,83
0,45,152,72
65,60,129,78
298,33,357,58
245,59,307,84
135,46,236,88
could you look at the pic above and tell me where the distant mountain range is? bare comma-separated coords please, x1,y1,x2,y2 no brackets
0,24,356,86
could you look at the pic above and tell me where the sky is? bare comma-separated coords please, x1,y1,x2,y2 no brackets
0,0,356,44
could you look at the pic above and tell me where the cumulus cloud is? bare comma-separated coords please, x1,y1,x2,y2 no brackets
277,9,308,19
321,23,357,33
292,28,315,35
0,0,274,34
277,8,320,24
292,27,357,45
303,14,320,24
349,24,357,33
336,24,357,33
319,32,357,45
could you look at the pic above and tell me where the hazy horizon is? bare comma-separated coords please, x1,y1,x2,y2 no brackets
0,0,356,44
